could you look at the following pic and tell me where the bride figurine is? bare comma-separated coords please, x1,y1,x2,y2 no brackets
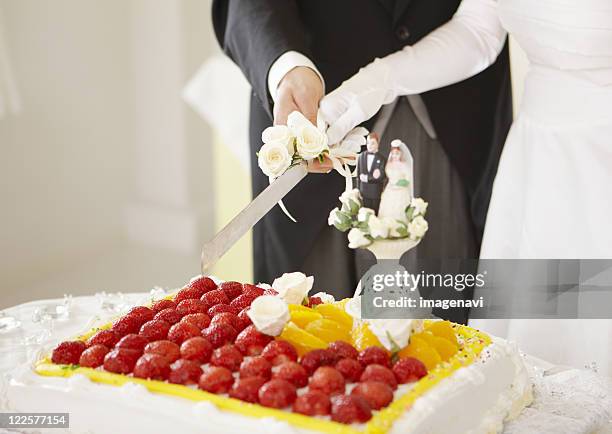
378,140,414,223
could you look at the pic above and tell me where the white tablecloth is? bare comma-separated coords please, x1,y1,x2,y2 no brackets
1,293,611,434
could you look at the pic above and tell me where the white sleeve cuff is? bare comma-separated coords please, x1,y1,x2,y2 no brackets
267,51,325,103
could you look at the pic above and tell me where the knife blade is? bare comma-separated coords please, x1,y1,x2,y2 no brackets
201,163,308,274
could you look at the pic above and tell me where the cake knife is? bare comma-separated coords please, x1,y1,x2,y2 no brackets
201,162,308,274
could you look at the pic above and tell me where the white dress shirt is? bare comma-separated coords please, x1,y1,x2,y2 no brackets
267,51,325,102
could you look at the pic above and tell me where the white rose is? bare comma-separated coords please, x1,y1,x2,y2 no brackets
262,125,294,150
328,207,342,226
247,295,290,336
357,207,375,223
258,141,292,179
272,272,314,305
287,111,329,160
368,215,389,239
382,217,403,238
410,197,428,217
348,227,371,249
408,215,429,240
366,319,424,351
339,188,361,212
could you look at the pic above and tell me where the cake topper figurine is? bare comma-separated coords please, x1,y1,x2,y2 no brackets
378,139,414,223
356,132,386,213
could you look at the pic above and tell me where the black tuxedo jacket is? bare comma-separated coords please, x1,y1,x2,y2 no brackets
357,152,386,199
212,0,512,283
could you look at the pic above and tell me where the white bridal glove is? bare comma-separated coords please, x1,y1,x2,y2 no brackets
319,0,506,145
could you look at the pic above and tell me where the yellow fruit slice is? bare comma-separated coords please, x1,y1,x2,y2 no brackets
431,336,459,361
314,303,354,329
289,310,323,329
304,318,351,343
288,304,313,313
351,322,384,351
427,321,458,346
279,321,328,356
399,344,442,370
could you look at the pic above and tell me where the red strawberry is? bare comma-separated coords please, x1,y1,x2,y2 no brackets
116,333,149,354
133,353,171,380
144,340,181,363
103,348,139,374
176,299,209,316
273,361,308,388
330,395,372,424
261,340,298,366
351,381,394,410
180,336,213,363
154,308,182,325
358,346,391,368
139,319,171,341
329,341,359,360
174,286,205,304
180,313,211,330
111,315,141,337
87,329,119,348
199,366,234,394
127,306,155,325
202,323,238,349
258,379,297,408
393,357,427,384
208,304,237,317
229,377,266,403
335,358,364,382
293,390,331,416
151,299,176,313
236,308,252,331
239,356,272,380
218,281,243,300
300,349,337,375
307,296,323,307
188,276,218,295
200,289,229,310
309,366,345,396
241,284,264,298
210,344,243,372
210,312,240,330
229,294,257,312
79,344,109,368
360,364,397,390
168,359,203,385
167,321,201,345
234,325,273,356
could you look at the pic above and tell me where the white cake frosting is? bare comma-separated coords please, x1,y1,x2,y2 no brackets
3,335,531,434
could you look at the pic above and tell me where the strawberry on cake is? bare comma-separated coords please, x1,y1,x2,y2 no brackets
6,274,532,434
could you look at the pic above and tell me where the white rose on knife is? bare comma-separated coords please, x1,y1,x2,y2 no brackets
258,141,292,179
287,111,329,160
262,125,294,150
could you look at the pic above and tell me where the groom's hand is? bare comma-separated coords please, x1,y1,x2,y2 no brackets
274,66,324,126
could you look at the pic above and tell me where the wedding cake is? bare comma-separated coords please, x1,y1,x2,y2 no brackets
4,273,532,434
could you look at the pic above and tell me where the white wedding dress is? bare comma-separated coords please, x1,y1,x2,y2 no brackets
378,162,412,222
336,0,612,375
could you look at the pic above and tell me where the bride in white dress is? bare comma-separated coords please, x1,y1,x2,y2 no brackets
378,140,413,223
320,0,612,375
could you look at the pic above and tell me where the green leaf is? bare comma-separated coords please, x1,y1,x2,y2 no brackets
349,199,360,214
406,206,415,221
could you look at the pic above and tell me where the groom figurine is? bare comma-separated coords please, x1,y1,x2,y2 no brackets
357,132,386,213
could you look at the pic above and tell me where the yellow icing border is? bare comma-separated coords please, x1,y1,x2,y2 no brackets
35,313,491,434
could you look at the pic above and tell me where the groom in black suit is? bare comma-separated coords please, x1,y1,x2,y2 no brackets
212,0,512,297
357,133,386,213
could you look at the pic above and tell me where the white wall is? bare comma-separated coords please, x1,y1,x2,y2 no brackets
0,0,216,307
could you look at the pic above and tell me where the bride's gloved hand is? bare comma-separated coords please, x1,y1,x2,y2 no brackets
319,58,395,146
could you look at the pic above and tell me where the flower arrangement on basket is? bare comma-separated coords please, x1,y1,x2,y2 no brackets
328,189,429,249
